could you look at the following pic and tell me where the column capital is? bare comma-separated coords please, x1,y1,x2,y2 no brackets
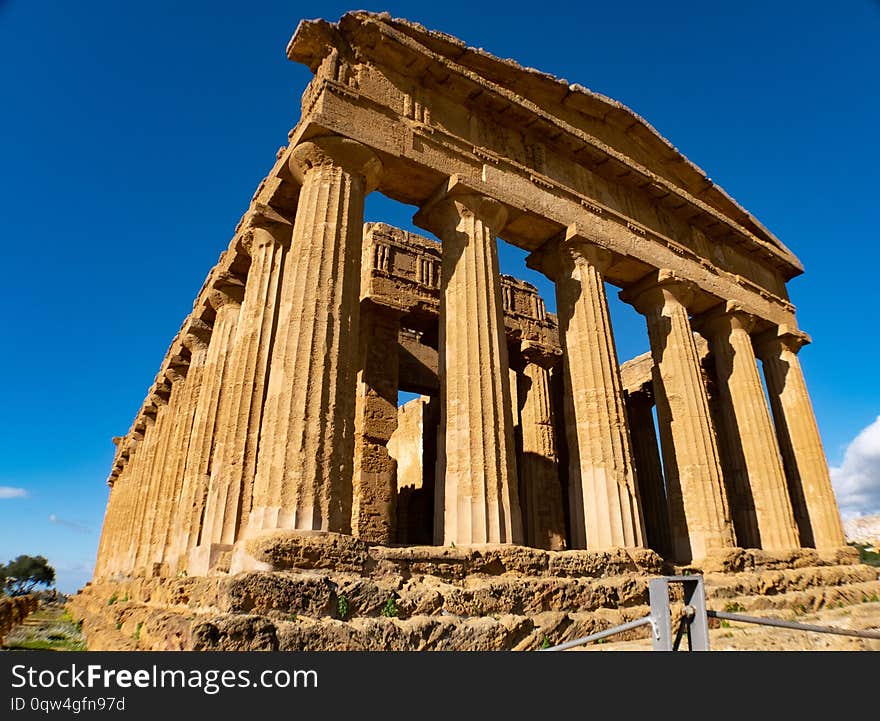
619,268,697,315
693,300,757,338
240,203,294,256
754,323,812,357
413,175,507,238
148,389,169,407
181,317,213,352
207,273,245,310
527,224,614,281
289,135,383,193
163,361,188,386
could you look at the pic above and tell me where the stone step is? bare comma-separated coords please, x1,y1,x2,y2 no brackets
704,564,879,599
188,605,655,652
707,579,880,615
244,532,665,580
215,570,653,619
68,559,880,651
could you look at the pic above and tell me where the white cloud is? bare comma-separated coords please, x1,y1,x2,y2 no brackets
0,486,27,499
830,415,880,518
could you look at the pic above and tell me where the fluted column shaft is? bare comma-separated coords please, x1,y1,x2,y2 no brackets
167,285,241,573
136,377,185,573
518,353,566,550
550,238,644,549
625,388,672,557
94,481,120,578
108,435,142,575
124,410,163,571
248,135,382,535
152,331,211,570
755,329,845,549
352,302,402,543
201,214,292,554
624,271,734,562
415,191,523,545
701,307,799,550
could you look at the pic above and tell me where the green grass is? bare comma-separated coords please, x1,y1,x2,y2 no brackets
850,543,880,567
3,605,86,651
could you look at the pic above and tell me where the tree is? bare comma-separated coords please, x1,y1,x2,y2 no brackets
1,555,55,596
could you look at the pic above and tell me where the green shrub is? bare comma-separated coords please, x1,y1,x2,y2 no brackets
381,596,398,618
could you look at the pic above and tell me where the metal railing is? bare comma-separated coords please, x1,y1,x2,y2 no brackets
541,575,880,651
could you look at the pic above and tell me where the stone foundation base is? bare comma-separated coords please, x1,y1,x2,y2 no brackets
69,534,877,651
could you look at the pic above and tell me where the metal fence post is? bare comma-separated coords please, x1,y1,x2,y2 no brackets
649,577,673,651
648,575,710,651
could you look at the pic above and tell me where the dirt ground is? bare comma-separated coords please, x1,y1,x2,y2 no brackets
577,601,880,651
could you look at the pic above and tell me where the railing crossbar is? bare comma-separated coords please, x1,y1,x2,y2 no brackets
540,616,653,652
708,610,880,640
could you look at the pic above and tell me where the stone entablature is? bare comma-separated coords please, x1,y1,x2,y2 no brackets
281,13,799,327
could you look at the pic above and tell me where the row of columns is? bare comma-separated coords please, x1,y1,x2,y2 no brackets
94,132,845,581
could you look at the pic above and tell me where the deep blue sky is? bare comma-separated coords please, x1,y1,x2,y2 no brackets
2,1,878,592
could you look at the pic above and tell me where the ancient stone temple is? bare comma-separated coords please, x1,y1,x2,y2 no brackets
72,12,876,651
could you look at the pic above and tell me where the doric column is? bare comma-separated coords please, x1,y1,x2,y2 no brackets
94,480,119,579
170,280,242,575
414,185,523,545
108,432,143,575
755,326,846,549
625,386,672,557
247,135,382,537
137,366,189,574
518,344,566,550
352,301,403,543
151,323,212,572
698,304,799,550
197,209,293,569
127,396,167,573
530,229,644,550
621,269,735,562
162,319,212,572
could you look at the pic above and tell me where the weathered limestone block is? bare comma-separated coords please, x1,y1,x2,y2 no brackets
699,304,799,551
517,348,566,550
414,182,523,545
246,135,381,538
243,531,370,574
530,229,644,550
755,327,846,549
624,387,672,557
352,302,402,543
190,615,278,651
622,270,735,562
200,209,293,563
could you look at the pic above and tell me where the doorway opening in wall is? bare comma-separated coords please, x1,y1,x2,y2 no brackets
389,388,438,546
